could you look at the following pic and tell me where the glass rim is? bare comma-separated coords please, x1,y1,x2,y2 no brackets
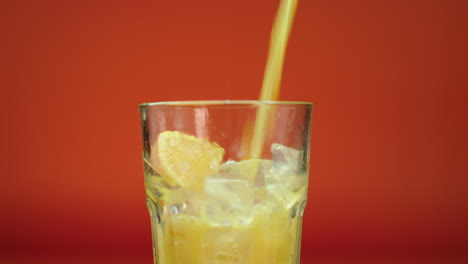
139,100,313,108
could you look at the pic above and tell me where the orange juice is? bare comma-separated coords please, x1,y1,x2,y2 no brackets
144,132,308,264
142,1,307,263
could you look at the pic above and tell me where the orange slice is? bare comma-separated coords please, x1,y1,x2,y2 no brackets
151,131,225,190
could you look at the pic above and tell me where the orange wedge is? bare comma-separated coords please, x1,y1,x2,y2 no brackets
151,131,225,191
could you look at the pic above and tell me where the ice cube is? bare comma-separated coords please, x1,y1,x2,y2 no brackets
270,143,307,191
218,159,273,187
271,143,303,173
204,177,255,223
205,178,253,207
265,144,308,208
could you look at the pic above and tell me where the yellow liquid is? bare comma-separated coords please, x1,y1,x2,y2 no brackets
248,0,298,159
146,159,307,264
146,1,301,263
146,167,306,264
152,196,303,264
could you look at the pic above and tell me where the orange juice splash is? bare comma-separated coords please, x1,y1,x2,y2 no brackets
248,0,298,159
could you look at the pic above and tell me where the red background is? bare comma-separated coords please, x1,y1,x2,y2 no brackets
2,0,467,262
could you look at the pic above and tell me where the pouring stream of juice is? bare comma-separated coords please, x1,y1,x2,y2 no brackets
248,0,298,159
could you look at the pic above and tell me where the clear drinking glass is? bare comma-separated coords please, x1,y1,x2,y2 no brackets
139,100,313,264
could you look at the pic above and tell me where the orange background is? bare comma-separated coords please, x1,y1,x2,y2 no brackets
2,0,467,262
